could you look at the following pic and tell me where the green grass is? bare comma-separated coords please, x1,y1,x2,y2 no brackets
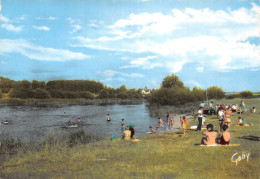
0,98,259,179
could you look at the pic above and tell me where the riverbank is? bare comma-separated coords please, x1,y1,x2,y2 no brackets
0,98,259,178
0,97,144,106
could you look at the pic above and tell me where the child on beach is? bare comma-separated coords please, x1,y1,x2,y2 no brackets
180,116,183,128
149,126,155,133
183,116,186,135
107,114,110,121
158,117,163,127
167,114,171,130
171,118,174,129
156,123,160,131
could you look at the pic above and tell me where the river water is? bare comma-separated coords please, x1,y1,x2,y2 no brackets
0,102,183,141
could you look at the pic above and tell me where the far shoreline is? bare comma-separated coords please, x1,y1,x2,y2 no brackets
0,97,145,106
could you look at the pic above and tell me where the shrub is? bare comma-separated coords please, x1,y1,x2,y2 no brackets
64,92,80,99
8,89,28,99
226,93,239,99
239,91,253,98
97,89,109,99
80,91,94,99
117,92,128,99
33,88,51,99
49,90,66,98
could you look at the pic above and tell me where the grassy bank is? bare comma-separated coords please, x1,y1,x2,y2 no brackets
0,98,259,179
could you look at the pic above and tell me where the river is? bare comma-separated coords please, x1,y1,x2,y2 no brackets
0,102,184,141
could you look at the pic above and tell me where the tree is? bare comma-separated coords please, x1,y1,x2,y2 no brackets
161,74,184,88
207,86,225,99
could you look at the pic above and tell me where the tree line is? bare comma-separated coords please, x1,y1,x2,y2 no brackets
0,77,142,100
0,76,255,104
147,74,254,106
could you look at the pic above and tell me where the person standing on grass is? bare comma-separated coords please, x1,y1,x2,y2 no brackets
240,100,245,113
225,107,232,128
183,116,187,135
218,107,225,132
180,116,183,128
197,107,204,131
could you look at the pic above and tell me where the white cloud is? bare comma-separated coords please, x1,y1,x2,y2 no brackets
36,16,57,20
120,56,163,70
70,25,82,33
0,39,90,62
98,70,144,79
48,16,56,20
1,24,23,32
167,59,191,73
0,14,9,22
32,26,50,31
196,67,204,72
72,3,260,72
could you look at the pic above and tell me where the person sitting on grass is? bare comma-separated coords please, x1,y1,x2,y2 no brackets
237,117,247,126
123,126,131,141
149,126,155,133
129,123,135,139
201,124,217,145
218,124,230,145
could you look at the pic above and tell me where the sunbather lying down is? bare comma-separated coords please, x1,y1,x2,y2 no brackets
237,117,252,126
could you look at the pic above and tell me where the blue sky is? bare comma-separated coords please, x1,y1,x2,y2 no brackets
0,0,260,92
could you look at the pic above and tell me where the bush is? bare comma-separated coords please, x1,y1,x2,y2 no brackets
226,93,239,99
117,92,128,99
33,88,51,99
80,91,95,99
97,89,109,99
147,87,196,106
239,91,253,98
49,90,66,98
64,92,80,99
8,89,28,99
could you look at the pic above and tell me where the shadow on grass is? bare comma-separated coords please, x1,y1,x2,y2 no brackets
237,136,260,141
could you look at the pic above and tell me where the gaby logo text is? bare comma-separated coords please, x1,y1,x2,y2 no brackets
231,151,250,166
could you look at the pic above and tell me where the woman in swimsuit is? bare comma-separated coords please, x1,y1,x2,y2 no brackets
218,124,230,145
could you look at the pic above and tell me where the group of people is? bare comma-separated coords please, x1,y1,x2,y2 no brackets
201,123,230,145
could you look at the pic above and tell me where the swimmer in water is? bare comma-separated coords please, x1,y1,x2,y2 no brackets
107,114,110,121
121,119,125,128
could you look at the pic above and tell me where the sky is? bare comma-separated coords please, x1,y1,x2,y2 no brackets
0,0,260,92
